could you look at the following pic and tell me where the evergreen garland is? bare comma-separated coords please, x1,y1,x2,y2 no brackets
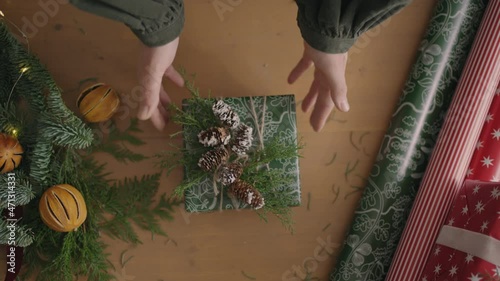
0,20,179,281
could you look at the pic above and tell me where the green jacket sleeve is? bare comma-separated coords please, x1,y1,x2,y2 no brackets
69,0,184,47
296,0,412,54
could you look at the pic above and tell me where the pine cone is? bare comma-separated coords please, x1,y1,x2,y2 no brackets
228,179,265,209
198,127,231,147
198,147,229,171
212,100,240,129
217,162,243,186
231,124,253,155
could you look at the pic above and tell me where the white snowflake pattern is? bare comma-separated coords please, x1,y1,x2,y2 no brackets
467,168,474,177
475,201,485,214
493,265,500,277
468,272,483,281
448,218,455,226
434,246,441,256
492,128,500,140
434,264,442,274
449,265,458,276
476,140,484,150
462,205,469,215
491,187,500,199
485,113,494,122
481,156,494,168
492,175,500,182
480,221,489,232
465,254,474,263
422,276,428,281
473,185,481,194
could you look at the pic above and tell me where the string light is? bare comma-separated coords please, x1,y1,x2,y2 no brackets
0,10,30,53
11,128,18,138
7,66,30,104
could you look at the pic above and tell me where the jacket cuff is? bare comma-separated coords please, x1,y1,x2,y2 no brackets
297,20,356,54
131,9,184,47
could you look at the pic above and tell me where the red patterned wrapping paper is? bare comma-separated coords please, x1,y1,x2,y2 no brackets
385,0,500,280
466,84,500,182
421,180,500,281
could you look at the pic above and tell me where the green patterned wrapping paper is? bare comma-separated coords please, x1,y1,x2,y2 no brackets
183,95,301,212
330,0,488,280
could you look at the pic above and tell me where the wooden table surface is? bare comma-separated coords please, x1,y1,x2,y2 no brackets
1,0,437,280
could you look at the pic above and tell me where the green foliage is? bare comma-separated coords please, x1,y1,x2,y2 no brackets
0,21,179,281
0,217,34,247
158,79,302,231
20,143,179,281
91,118,148,163
0,171,35,208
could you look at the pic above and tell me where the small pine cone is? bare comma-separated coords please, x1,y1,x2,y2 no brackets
228,179,265,209
217,162,243,186
198,127,231,147
231,124,253,155
212,100,240,129
198,147,229,171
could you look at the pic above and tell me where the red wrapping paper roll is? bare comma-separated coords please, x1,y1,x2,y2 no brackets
421,180,500,281
385,1,500,280
466,84,500,181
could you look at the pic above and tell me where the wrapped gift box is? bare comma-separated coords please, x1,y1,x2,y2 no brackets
421,180,500,281
182,95,301,212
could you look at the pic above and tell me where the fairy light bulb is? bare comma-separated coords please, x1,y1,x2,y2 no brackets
0,11,4,17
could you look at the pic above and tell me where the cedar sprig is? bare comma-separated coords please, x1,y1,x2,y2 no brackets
240,167,296,232
246,137,303,170
91,118,148,163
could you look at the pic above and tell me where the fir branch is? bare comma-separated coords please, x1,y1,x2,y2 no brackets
0,173,35,208
0,217,34,247
39,114,93,149
28,136,53,189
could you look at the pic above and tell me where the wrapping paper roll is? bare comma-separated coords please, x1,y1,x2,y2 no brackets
466,83,500,181
329,1,488,280
420,181,500,280
386,1,500,280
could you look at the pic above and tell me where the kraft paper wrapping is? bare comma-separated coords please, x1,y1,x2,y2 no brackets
386,0,500,280
330,0,488,280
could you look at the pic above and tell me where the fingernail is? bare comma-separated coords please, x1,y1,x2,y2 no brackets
137,106,149,120
340,101,350,112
